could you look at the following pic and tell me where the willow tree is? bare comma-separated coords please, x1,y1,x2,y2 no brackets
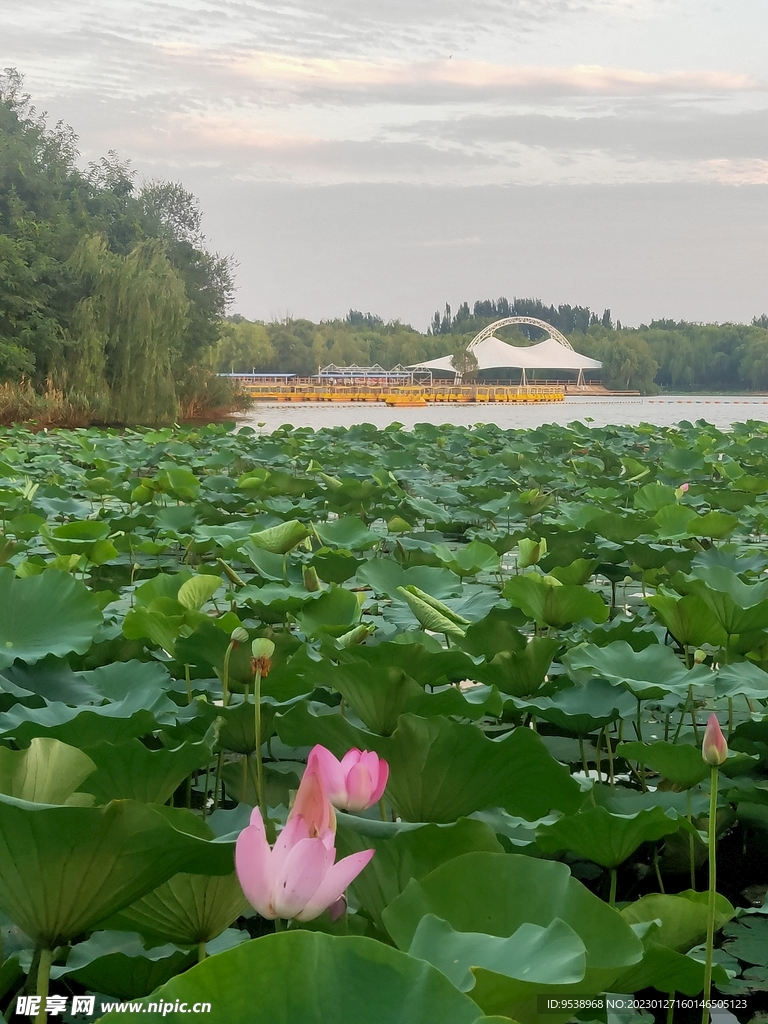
66,234,189,424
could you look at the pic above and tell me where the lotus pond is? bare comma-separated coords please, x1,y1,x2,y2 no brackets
2,417,768,1023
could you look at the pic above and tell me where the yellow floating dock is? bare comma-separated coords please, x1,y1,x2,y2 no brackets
231,382,565,404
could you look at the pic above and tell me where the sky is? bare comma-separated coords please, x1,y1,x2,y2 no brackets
4,0,768,329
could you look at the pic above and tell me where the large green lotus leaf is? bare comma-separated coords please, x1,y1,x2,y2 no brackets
458,607,527,659
431,541,500,577
79,738,214,804
676,566,768,636
335,639,483,691
721,917,768,966
335,817,504,929
177,574,222,612
356,560,463,600
0,680,177,747
96,931,489,1024
548,558,599,586
633,483,678,512
313,517,382,550
297,586,362,638
382,853,643,1023
0,797,233,947
39,520,117,564
249,520,309,554
652,504,699,541
107,871,248,945
562,641,707,698
310,547,363,584
311,661,499,735
502,576,608,628
474,638,559,699
0,738,95,804
645,592,727,649
408,913,587,990
51,930,194,999
238,583,316,620
690,510,739,540
621,890,734,953
612,938,729,996
133,572,193,607
589,512,652,542
535,805,686,869
716,662,768,701
0,568,102,668
278,707,581,822
514,678,636,734
616,741,710,789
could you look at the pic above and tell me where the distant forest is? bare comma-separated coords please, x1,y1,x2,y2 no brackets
217,301,768,395
0,70,238,424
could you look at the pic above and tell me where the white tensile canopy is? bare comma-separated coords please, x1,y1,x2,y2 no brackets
410,335,602,384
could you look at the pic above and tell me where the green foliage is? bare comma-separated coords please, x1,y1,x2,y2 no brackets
1,417,768,1013
0,71,235,424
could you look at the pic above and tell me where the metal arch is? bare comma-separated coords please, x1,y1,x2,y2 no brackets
467,317,574,352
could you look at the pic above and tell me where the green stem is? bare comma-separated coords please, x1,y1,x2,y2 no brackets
653,845,666,894
212,751,224,811
604,727,615,789
274,917,287,932
609,868,618,907
222,642,234,707
197,940,207,962
687,788,696,890
184,663,192,705
35,947,53,1024
253,669,266,818
666,994,674,1024
379,797,387,822
702,766,719,1020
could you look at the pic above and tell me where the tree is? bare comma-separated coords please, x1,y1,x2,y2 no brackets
600,335,658,392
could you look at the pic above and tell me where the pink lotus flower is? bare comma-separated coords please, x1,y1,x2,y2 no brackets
308,745,389,812
235,767,374,922
702,713,728,766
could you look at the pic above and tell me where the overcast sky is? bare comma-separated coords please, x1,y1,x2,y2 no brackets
4,0,767,328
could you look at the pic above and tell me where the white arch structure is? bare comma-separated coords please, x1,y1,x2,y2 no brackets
468,316,574,352
410,315,602,385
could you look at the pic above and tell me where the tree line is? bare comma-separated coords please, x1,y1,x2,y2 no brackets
0,70,236,423
218,305,768,394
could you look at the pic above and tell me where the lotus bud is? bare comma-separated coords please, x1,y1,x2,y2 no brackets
251,637,275,678
693,648,707,664
702,713,728,766
230,627,249,647
303,565,322,592
307,745,389,812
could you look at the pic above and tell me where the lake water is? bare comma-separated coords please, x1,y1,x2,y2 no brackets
238,395,768,432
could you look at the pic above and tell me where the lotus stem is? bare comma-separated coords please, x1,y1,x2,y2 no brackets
222,641,235,707
212,751,224,811
35,946,53,1024
274,918,287,932
253,669,267,819
666,993,674,1024
653,845,665,894
609,868,618,907
687,788,696,890
184,663,192,704
604,727,615,788
197,941,206,963
702,766,719,1021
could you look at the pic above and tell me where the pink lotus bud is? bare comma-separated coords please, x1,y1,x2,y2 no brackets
235,807,374,922
680,482,689,492
702,713,728,766
290,767,336,839
307,745,389,812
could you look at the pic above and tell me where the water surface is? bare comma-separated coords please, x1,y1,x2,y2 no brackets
238,395,768,432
